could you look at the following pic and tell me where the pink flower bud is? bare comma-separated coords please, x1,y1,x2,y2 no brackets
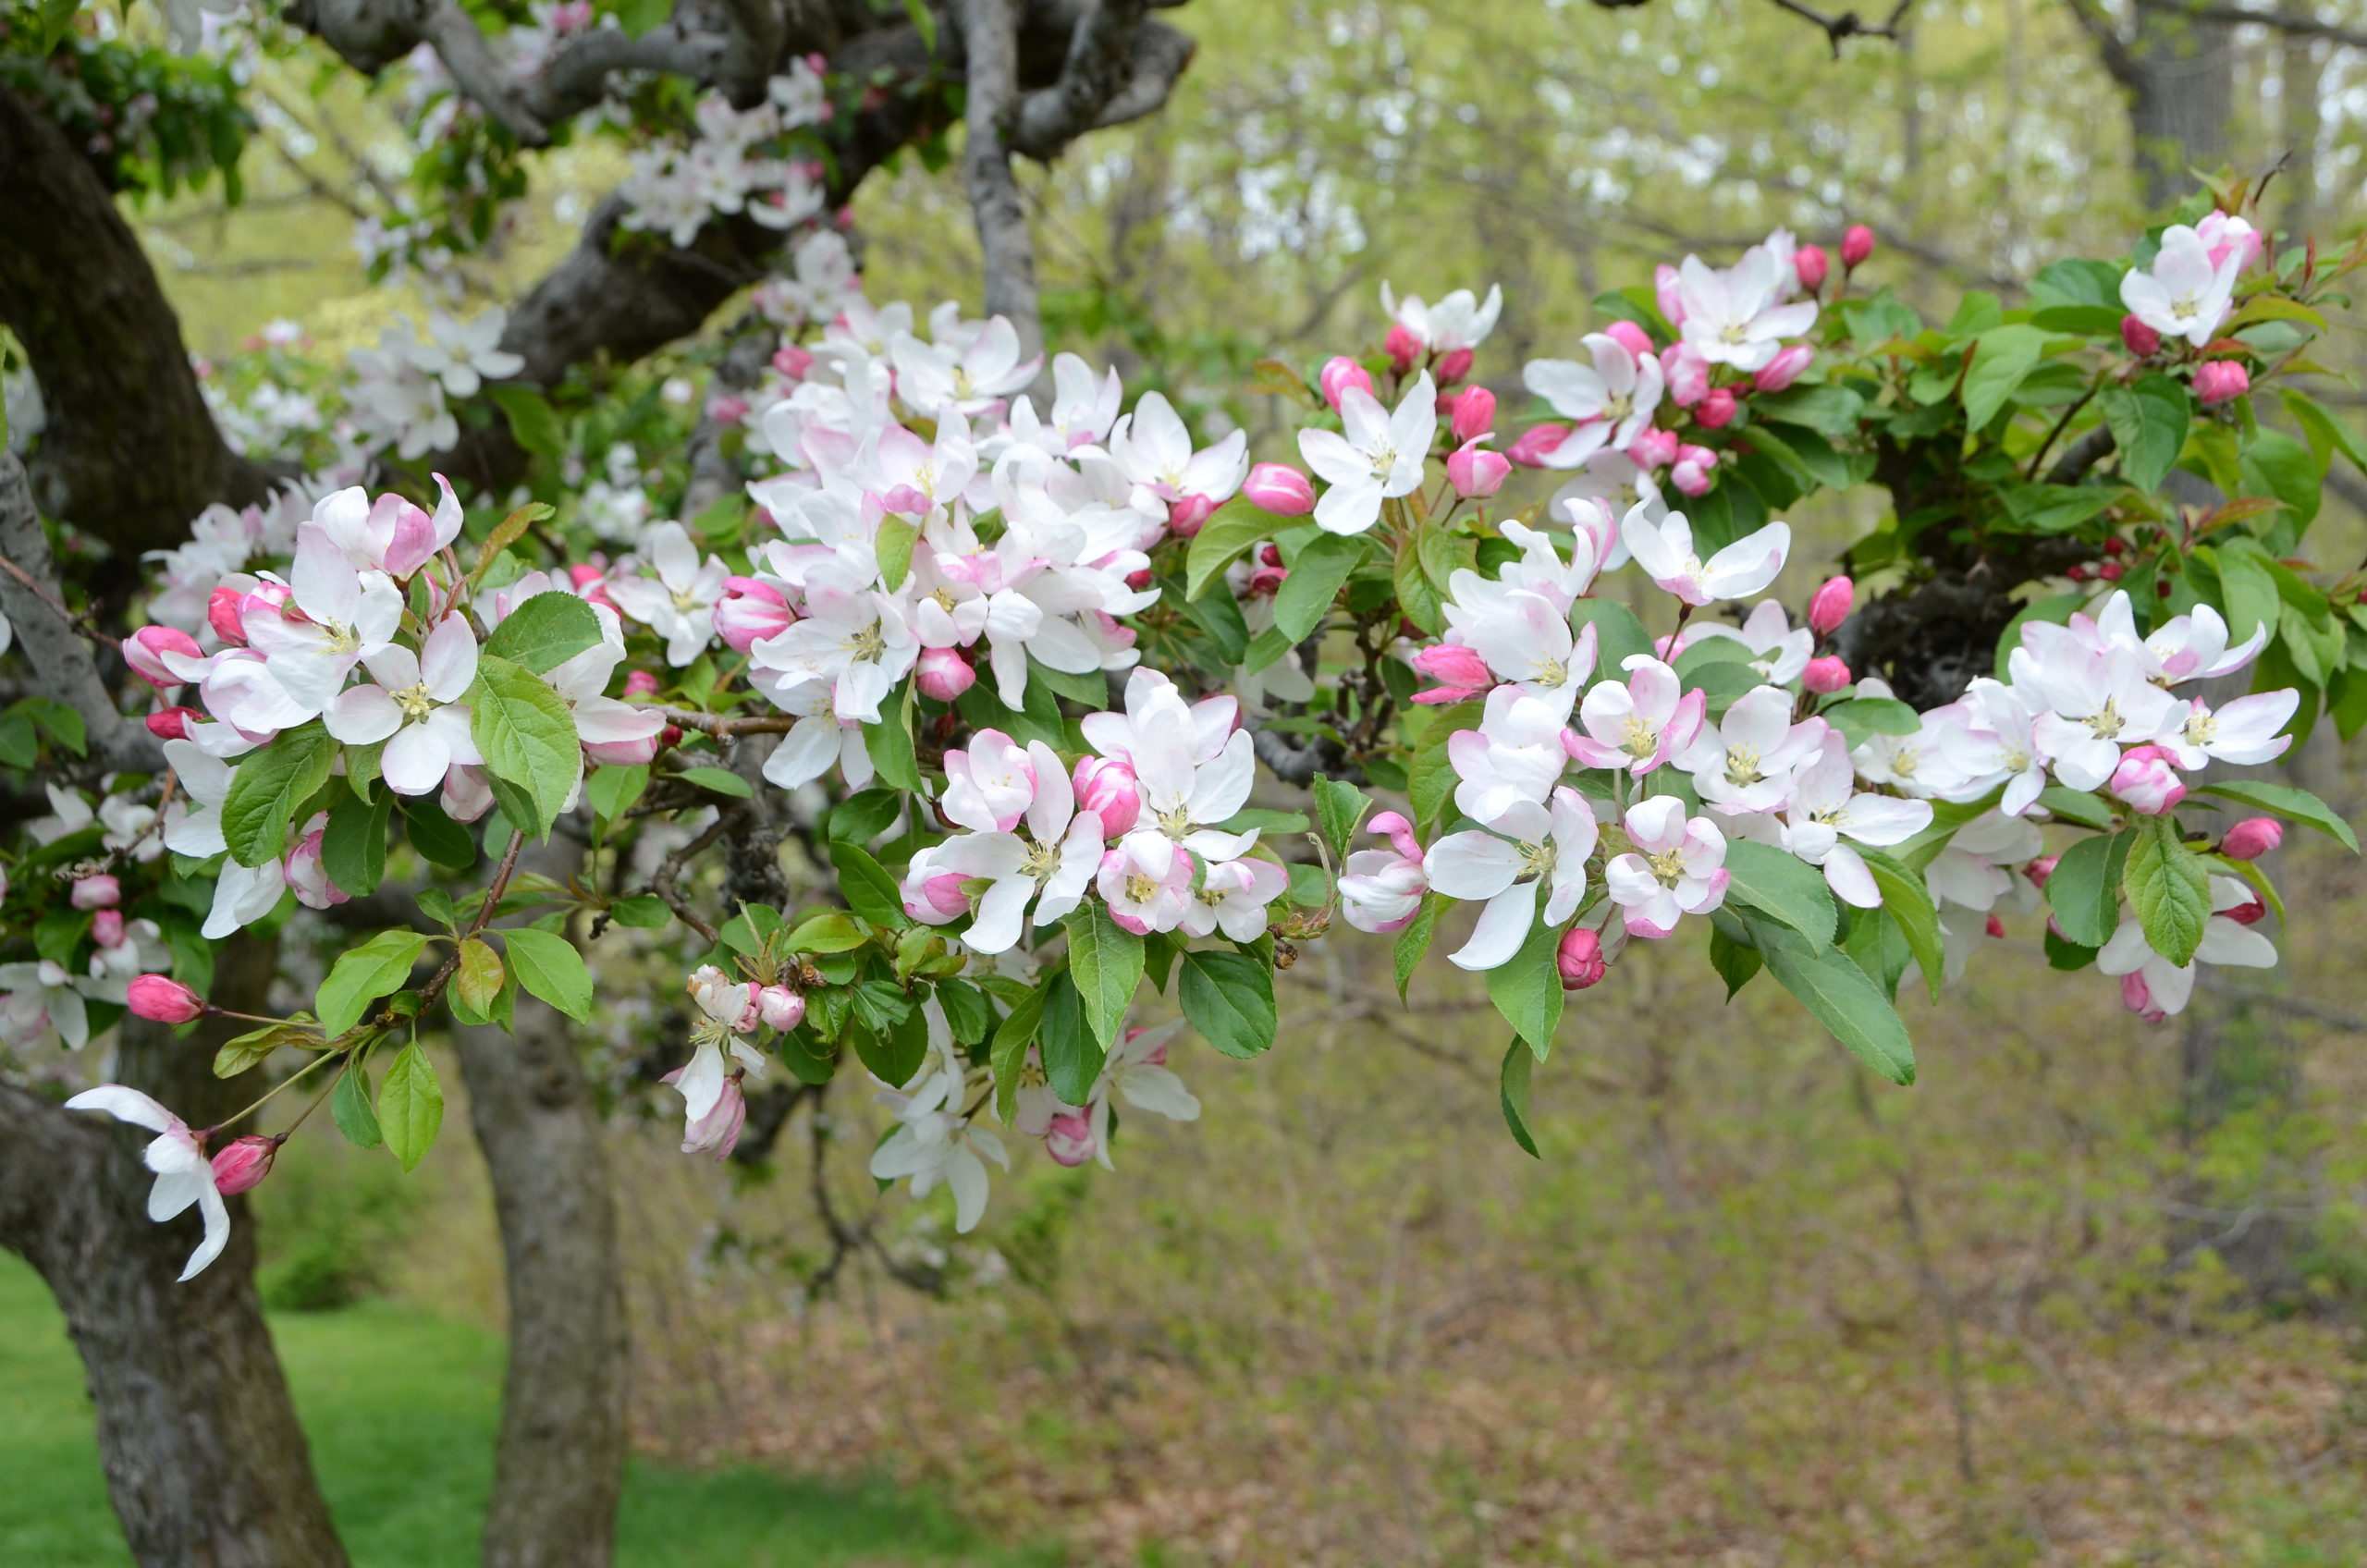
1044,1109,1098,1167
1435,348,1475,386
1246,565,1288,597
1384,323,1422,374
1451,386,1497,444
92,909,125,948
210,1135,280,1196
914,645,976,703
1367,810,1424,864
1841,224,1875,268
2120,971,2166,1023
1752,346,1811,394
71,875,121,910
713,576,792,653
2221,817,2283,860
2120,314,2162,358
1985,913,2007,938
128,974,207,1023
1802,655,1851,693
2223,894,2268,926
1319,356,1375,410
1243,462,1316,516
1411,642,1493,693
1625,427,1680,471
1695,387,1738,430
622,669,661,700
708,394,750,425
147,706,199,741
1447,439,1510,498
905,870,972,923
1557,926,1607,990
1073,755,1141,838
1670,444,1718,497
757,985,806,1032
1795,244,1830,293
207,584,248,645
771,344,814,381
1167,493,1218,537
2194,361,2250,406
1125,569,1153,593
1660,344,1708,407
1604,320,1656,359
125,625,202,691
1809,575,1855,636
1654,263,1686,326
2108,744,2186,815
2025,854,2059,889
1505,423,1569,468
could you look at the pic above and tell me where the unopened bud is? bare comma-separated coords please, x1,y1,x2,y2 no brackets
207,584,248,645
2223,895,2268,926
1802,655,1851,693
1435,348,1475,386
2098,560,2125,582
125,625,202,691
1450,386,1497,444
1795,243,1830,293
1670,444,1718,497
1985,913,2006,938
1383,323,1421,374
1319,356,1375,410
1557,926,1607,990
1044,1109,1098,1167
71,875,121,910
914,645,976,703
714,576,792,653
757,984,805,1032
1167,493,1218,537
2120,313,2162,358
2120,971,2166,1023
771,343,814,381
1752,346,1811,393
1841,224,1875,268
622,669,661,700
147,706,199,740
1243,462,1316,516
2025,854,2059,890
92,909,125,947
2220,817,2283,860
1808,575,1854,636
210,1135,281,1196
1411,643,1493,692
1505,423,1569,468
127,974,207,1023
1626,427,1680,471
2194,361,2250,407
1073,755,1142,837
1603,320,1656,359
1695,387,1738,430
1654,262,1686,326
1447,439,1510,498
2108,744,2185,815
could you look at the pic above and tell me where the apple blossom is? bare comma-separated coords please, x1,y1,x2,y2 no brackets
2220,818,2283,860
1763,732,1934,908
1243,462,1317,516
1801,655,1850,694
1564,655,1708,778
1380,281,1502,353
62,1086,231,1280
606,522,729,667
1681,597,1814,686
1096,836,1196,935
1677,685,1828,814
1424,787,1600,970
2119,225,2240,349
1604,797,1731,938
1298,373,1437,535
1557,926,1607,989
1523,333,1665,466
1841,226,1875,268
325,615,483,795
1676,251,1819,374
1808,575,1854,636
2194,361,2250,405
1318,356,1375,410
128,974,208,1023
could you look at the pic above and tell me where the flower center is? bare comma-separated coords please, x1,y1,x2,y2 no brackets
951,367,975,399
1124,872,1158,904
2171,291,2201,319
1019,839,1061,882
1888,744,1920,778
1516,839,1558,880
845,621,886,661
324,621,362,655
1529,655,1569,689
393,681,436,722
1154,802,1196,839
2183,709,2217,746
1719,322,1748,346
1367,443,1398,482
1618,714,1661,761
2085,698,2124,741
1723,744,1764,788
1604,391,1632,422
1809,803,1849,827
670,588,703,613
1646,846,1687,885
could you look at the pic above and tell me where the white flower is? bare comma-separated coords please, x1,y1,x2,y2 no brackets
239,524,404,716
2011,639,2180,792
2154,690,2298,771
606,521,729,668
1423,787,1599,970
1181,857,1290,943
1439,589,1599,719
62,1087,231,1280
410,308,525,398
1680,598,1812,686
324,616,484,796
1675,250,1819,373
1603,796,1731,938
748,552,919,723
1450,685,1573,824
1109,391,1247,513
889,318,1040,416
0,958,119,1048
1380,282,1503,352
1762,730,1933,908
1675,684,1827,815
1620,508,1790,607
1523,333,1665,467
928,736,1107,954
1297,373,1435,536
2119,225,2241,349
2097,876,2277,1018
1084,671,1257,864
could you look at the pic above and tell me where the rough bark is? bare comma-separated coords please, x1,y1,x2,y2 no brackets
958,0,1047,363
0,934,351,1568
450,837,630,1568
0,453,156,778
0,88,275,557
2068,0,2239,209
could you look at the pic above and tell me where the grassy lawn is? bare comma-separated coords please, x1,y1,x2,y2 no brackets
0,1258,1046,1568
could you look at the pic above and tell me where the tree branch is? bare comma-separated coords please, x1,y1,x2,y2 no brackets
1010,2,1196,157
0,453,156,778
956,0,1047,362
2133,0,2367,50
1764,0,1916,55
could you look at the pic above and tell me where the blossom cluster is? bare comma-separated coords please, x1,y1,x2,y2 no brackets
618,62,831,249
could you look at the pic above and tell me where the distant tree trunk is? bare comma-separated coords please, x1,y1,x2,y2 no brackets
0,934,351,1568
2074,1,2239,211
2279,35,2322,238
451,836,630,1568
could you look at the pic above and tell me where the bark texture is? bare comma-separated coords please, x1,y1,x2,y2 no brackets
0,935,351,1568
0,88,275,557
450,839,630,1568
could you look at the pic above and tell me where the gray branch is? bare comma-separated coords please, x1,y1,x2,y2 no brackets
0,453,156,778
2133,0,2367,51
956,0,1046,362
1010,3,1196,157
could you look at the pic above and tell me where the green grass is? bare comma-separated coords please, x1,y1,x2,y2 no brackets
0,1258,1048,1568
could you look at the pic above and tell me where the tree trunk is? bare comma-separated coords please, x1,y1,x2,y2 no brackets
450,836,630,1568
2123,7,2238,209
0,934,351,1568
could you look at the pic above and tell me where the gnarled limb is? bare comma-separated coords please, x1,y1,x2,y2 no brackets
0,452,157,778
957,0,1046,362
0,89,275,556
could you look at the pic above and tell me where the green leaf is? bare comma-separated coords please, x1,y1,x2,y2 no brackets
584,764,649,823
673,766,753,800
2240,427,2320,527
1409,700,1482,836
1184,496,1271,602
875,515,919,593
2100,373,2190,493
316,930,430,1038
1178,948,1277,1060
1568,598,1654,674
482,592,603,674
1960,325,2047,430
454,937,505,1018
2279,389,2367,478
785,909,872,952
1038,970,1101,1105
829,841,911,928
1312,775,1372,863
1818,698,1920,746
1062,902,1144,1052
222,722,337,868
2123,814,2211,967
323,787,393,898
607,894,670,929
863,690,923,791
214,1023,301,1079
1499,1040,1541,1159
1271,534,1370,644
485,384,564,457
1708,922,1762,999
402,800,478,870
1721,839,1839,946
500,927,595,1021
2045,829,2133,949
1488,917,1565,1060
1392,892,1441,1002
469,655,583,839
937,977,993,1047
829,789,906,846
990,985,1046,1122
332,1065,383,1149
2195,779,2359,852
378,1042,445,1172
1856,848,1946,1004
1178,579,1249,664
2036,786,2116,830
855,1003,931,1088
1746,917,1917,1085
2213,541,2281,645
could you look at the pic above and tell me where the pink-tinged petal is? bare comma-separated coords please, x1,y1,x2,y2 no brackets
428,473,465,552
325,684,403,745
424,704,482,766
420,615,479,699
1622,795,1687,853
